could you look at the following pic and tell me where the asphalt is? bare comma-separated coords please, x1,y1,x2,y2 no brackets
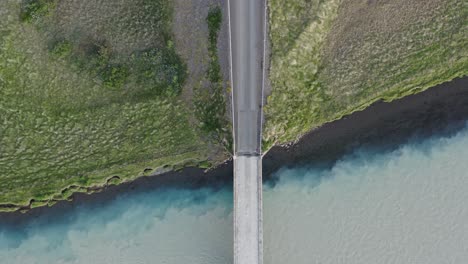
229,0,266,263
229,0,265,156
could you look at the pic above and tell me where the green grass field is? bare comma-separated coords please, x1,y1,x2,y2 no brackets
265,0,468,148
0,0,226,211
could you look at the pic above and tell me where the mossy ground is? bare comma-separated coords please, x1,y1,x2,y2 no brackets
265,0,468,148
0,0,221,210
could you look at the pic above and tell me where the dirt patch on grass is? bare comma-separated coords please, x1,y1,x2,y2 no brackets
55,0,170,56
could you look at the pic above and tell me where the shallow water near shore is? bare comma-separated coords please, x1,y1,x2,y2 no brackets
1,124,468,263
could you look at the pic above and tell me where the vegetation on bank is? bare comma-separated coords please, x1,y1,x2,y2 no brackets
265,0,468,148
0,0,212,211
193,6,231,150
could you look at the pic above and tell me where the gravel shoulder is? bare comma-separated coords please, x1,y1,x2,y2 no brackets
171,0,230,114
171,0,231,160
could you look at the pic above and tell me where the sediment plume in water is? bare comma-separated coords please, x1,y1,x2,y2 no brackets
1,124,468,263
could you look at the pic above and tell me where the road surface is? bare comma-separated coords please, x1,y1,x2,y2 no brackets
228,0,266,264
229,0,264,156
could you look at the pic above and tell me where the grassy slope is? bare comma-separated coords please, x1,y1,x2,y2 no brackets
265,0,468,148
0,0,218,210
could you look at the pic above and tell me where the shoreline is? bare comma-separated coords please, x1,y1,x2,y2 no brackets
1,76,467,225
264,76,468,177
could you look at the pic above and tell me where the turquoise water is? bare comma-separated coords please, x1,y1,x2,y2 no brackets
1,125,468,263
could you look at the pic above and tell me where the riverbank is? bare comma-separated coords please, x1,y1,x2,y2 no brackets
264,76,468,177
0,0,228,212
1,76,467,224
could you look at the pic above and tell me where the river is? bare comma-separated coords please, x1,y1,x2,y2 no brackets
1,124,468,263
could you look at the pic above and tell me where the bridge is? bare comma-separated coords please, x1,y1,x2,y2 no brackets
228,0,266,263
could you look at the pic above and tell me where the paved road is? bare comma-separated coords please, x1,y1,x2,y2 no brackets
229,0,266,264
229,0,265,156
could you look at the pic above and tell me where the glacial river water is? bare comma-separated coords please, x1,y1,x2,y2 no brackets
1,125,468,263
